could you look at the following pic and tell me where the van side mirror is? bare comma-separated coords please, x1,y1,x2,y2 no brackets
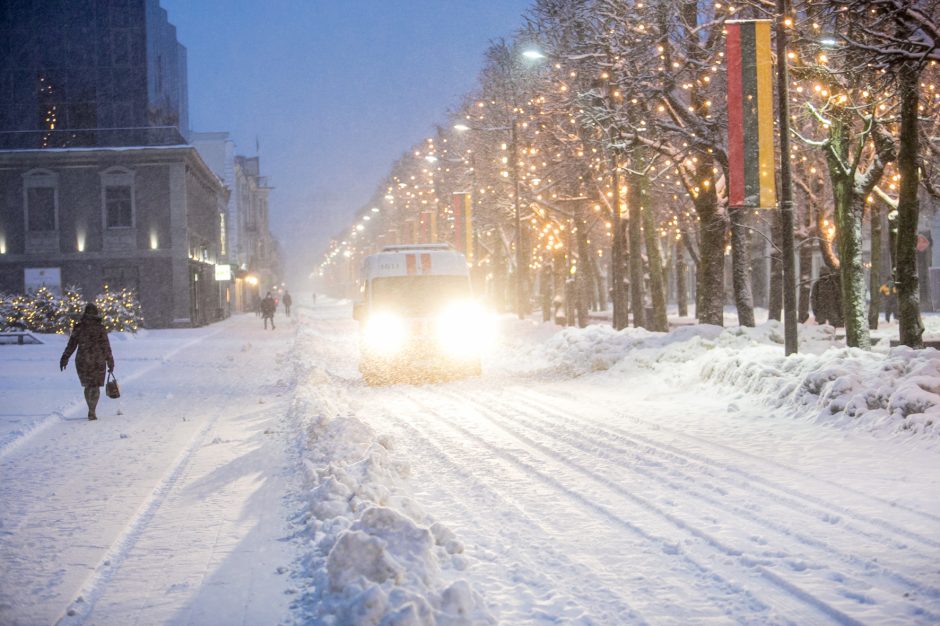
353,302,366,321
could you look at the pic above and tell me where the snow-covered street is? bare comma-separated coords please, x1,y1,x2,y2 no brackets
294,302,940,624
2,300,939,624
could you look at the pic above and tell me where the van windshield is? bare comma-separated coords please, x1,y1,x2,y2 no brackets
371,275,472,315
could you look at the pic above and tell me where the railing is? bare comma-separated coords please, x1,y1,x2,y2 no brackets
0,126,187,150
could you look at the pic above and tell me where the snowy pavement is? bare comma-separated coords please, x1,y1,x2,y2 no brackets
0,314,303,625
294,302,940,625
2,302,939,625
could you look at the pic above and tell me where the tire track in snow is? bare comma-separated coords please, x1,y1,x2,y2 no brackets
397,389,856,625
511,387,940,551
516,385,940,551
366,393,647,625
524,385,940,528
53,413,220,625
447,388,940,617
405,386,875,626
51,356,265,625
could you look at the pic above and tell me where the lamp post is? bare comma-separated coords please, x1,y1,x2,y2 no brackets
775,0,798,355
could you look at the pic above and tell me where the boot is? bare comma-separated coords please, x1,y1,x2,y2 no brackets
85,386,100,420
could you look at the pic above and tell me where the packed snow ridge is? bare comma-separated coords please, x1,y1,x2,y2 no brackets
291,325,493,625
507,319,939,441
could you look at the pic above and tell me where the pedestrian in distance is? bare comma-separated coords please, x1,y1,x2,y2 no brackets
59,303,115,421
880,282,898,322
312,292,317,304
283,290,293,317
811,267,843,327
260,291,276,330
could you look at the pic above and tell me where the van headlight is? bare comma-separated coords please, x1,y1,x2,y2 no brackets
363,312,408,354
436,301,493,357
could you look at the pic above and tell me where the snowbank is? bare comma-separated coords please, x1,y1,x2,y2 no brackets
291,325,493,625
497,318,939,441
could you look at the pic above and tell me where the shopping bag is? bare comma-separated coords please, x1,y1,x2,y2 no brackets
106,371,120,399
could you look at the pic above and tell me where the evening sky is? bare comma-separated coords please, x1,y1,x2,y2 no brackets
160,0,531,284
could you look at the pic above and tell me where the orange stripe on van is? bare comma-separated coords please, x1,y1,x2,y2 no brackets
420,253,431,274
406,254,416,275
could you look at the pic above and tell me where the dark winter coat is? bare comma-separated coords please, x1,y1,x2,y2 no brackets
60,315,114,387
811,270,843,327
283,293,292,307
260,295,276,318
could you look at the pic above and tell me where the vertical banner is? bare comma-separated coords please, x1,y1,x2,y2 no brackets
726,19,776,208
419,211,437,243
451,192,473,261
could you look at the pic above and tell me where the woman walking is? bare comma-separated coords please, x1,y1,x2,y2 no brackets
60,303,115,420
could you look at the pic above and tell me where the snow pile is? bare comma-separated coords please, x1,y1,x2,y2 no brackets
294,397,492,624
500,318,939,440
499,321,724,377
703,341,940,438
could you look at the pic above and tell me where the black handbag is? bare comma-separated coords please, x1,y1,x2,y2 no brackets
106,371,120,399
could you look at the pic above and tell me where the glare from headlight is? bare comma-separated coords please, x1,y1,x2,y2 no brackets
436,301,494,357
363,312,408,354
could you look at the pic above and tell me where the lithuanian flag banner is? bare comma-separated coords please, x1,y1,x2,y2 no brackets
452,192,473,261
726,20,776,208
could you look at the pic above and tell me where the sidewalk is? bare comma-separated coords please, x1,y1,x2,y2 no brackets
0,314,303,625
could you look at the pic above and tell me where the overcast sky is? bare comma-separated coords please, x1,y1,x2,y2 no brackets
160,0,532,284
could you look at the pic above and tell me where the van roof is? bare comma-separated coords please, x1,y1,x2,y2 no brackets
362,246,469,278
380,244,453,253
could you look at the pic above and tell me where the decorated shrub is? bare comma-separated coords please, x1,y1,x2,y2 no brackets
0,286,143,333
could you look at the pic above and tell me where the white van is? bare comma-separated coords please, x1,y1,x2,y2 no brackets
353,244,490,384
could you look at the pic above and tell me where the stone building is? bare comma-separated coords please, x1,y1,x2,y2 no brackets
190,133,280,313
0,145,226,327
0,1,231,327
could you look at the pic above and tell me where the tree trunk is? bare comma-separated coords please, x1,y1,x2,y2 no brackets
697,204,726,326
868,204,882,330
676,244,688,317
610,165,627,329
769,209,784,321
729,205,755,327
896,60,925,348
591,250,606,312
642,193,669,331
575,212,591,328
798,234,813,323
828,111,870,349
627,171,646,328
540,263,553,323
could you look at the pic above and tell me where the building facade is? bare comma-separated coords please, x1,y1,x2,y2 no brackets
0,1,233,328
0,146,226,327
190,134,280,313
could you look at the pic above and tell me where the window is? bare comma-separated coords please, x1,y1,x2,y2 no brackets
105,186,132,228
100,167,135,230
22,169,58,232
27,187,56,231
